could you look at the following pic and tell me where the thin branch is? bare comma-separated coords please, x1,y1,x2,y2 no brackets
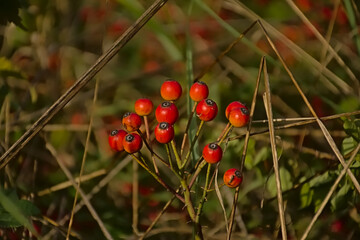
46,143,113,240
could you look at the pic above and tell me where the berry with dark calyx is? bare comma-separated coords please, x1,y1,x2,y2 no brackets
223,168,243,188
225,101,247,119
123,133,143,153
134,98,153,116
160,79,182,101
228,106,249,128
196,98,218,122
155,101,179,125
202,143,223,164
122,112,142,132
190,81,209,102
108,129,127,152
155,122,174,144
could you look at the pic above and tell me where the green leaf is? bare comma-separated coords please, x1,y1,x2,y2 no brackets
0,189,40,235
342,137,357,156
331,183,351,211
343,118,360,142
300,183,314,209
267,167,293,197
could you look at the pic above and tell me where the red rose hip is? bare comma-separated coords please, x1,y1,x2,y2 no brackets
122,112,142,132
196,99,218,121
160,79,182,101
228,107,249,128
225,101,247,119
108,129,127,152
202,143,223,164
155,101,179,125
123,133,143,153
134,98,153,116
155,122,174,144
223,168,243,188
190,81,209,102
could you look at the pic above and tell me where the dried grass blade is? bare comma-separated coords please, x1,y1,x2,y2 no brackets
263,60,287,240
214,165,229,235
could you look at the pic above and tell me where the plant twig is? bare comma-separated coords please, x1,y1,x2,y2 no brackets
46,143,114,240
66,78,99,240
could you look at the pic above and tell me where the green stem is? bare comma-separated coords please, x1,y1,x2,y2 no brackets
195,163,211,223
218,124,233,145
130,154,185,203
165,143,175,171
137,130,169,168
179,178,196,222
181,120,204,169
180,103,197,156
170,140,182,171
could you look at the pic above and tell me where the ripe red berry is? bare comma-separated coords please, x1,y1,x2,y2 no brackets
190,81,209,102
108,129,127,151
155,122,174,144
134,98,153,116
196,99,218,121
223,168,243,188
228,107,249,128
160,79,182,101
202,143,223,164
122,112,142,132
225,101,247,119
155,101,179,125
123,133,143,153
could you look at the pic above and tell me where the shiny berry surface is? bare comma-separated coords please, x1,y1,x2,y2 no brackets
108,129,127,152
123,133,143,153
196,99,218,122
190,81,209,102
202,143,223,164
155,101,179,125
225,101,247,119
134,98,153,116
228,107,249,128
155,122,174,144
122,112,142,132
223,168,243,188
160,79,182,101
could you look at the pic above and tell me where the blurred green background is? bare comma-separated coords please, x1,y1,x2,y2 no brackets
0,0,359,239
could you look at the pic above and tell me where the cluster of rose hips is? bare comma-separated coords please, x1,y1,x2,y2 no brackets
108,79,249,189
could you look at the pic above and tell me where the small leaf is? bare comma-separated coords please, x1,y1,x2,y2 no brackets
267,167,293,197
343,119,360,142
0,188,39,235
331,184,351,211
342,137,357,156
300,183,314,209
